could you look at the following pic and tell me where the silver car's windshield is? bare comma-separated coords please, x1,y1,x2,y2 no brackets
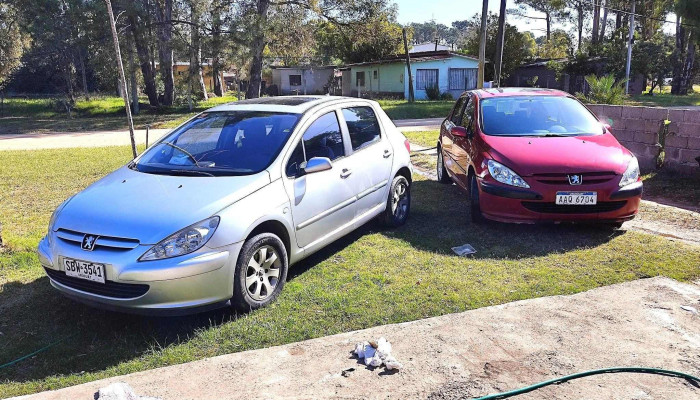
480,96,603,137
133,111,301,176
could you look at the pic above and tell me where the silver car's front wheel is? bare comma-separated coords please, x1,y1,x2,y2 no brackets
232,233,288,311
245,245,282,301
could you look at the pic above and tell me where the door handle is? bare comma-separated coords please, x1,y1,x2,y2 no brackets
383,149,392,158
340,168,352,179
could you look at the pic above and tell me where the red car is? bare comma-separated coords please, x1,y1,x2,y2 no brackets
437,88,642,226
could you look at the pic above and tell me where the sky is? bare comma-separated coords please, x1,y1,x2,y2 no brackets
391,0,676,38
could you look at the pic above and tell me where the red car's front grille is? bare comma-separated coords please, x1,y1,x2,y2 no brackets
531,172,617,185
521,201,627,214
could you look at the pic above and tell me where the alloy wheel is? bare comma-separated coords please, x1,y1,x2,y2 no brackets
392,180,409,221
245,245,281,301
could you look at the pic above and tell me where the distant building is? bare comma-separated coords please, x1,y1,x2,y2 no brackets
506,58,645,96
341,50,480,100
410,42,451,53
270,66,336,95
167,61,225,93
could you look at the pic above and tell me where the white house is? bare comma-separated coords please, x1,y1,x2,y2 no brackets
271,66,335,95
341,51,480,100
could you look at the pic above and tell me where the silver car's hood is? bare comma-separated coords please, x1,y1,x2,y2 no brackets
55,166,271,244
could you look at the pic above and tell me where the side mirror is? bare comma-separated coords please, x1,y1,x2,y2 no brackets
602,123,612,132
450,126,468,138
302,157,332,174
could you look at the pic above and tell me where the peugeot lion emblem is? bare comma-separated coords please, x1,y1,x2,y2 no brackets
81,234,98,251
568,174,583,185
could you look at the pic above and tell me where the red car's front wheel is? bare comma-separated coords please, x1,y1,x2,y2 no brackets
469,175,486,224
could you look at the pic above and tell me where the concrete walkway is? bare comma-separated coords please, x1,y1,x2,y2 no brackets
17,277,700,399
0,119,443,151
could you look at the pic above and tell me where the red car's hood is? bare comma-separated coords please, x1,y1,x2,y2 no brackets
481,133,631,176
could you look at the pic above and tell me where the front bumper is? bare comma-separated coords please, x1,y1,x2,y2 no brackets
38,235,243,315
477,177,642,224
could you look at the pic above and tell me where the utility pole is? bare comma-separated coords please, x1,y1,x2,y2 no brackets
624,0,636,94
105,0,137,158
477,0,489,89
494,0,507,87
403,28,415,103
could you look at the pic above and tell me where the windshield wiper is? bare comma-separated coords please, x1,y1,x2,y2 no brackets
160,141,202,167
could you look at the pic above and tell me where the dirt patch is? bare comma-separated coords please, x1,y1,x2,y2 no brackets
23,277,700,400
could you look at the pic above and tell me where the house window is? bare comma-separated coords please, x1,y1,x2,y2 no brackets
289,74,302,86
373,70,378,79
416,69,439,90
356,71,365,87
449,68,477,90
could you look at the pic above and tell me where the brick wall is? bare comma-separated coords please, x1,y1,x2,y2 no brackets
586,104,700,174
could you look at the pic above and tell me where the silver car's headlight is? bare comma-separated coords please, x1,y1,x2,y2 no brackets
139,216,220,261
487,160,530,188
619,157,640,187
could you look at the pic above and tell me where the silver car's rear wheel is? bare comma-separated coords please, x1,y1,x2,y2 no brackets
232,233,288,311
245,245,282,301
381,175,411,227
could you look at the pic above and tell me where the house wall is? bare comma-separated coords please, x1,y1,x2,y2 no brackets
587,104,700,174
347,56,479,100
271,68,334,95
407,57,479,100
173,65,224,93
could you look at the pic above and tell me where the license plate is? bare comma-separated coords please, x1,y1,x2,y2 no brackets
555,191,597,205
63,258,105,283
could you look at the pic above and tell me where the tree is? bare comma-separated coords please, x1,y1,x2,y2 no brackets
315,14,404,63
461,13,536,82
155,0,175,105
536,30,573,58
671,0,699,94
0,3,26,91
632,35,674,93
513,0,565,40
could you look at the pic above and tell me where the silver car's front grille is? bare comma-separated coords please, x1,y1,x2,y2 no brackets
56,228,140,250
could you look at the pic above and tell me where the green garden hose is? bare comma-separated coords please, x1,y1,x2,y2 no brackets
474,367,700,399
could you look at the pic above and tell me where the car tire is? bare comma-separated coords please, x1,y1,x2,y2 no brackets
436,148,451,184
469,174,486,224
231,233,288,312
382,175,411,228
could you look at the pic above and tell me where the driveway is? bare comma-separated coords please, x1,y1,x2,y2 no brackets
0,119,443,151
18,277,700,399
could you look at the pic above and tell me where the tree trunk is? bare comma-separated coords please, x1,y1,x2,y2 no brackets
212,2,224,97
156,0,174,106
545,12,551,41
679,31,696,95
493,0,507,87
592,0,600,45
671,16,686,95
599,0,608,43
129,15,159,106
128,37,139,115
189,1,208,101
577,3,583,52
246,0,271,99
79,50,89,101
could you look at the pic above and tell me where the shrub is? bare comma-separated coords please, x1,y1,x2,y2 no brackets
440,92,453,100
425,85,441,100
577,74,628,105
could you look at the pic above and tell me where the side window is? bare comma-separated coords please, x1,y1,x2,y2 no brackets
302,112,345,161
342,107,381,151
450,97,467,125
461,97,475,128
285,141,305,177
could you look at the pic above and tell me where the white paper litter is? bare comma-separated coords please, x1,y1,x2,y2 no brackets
95,382,161,400
353,337,402,372
452,244,476,256
680,305,698,315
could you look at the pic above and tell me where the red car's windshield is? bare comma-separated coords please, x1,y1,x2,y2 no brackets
480,96,603,137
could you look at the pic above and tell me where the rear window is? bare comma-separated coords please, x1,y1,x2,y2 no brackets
342,107,381,151
480,96,603,137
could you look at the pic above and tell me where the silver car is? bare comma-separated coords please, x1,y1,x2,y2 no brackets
38,96,413,315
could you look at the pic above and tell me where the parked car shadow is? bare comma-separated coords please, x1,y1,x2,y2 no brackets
0,274,238,384
382,178,626,259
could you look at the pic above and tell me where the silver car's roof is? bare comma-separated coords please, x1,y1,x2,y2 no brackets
206,95,354,114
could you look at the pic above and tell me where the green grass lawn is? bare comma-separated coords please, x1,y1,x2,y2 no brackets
0,96,453,135
1,146,699,397
0,95,239,135
627,85,700,107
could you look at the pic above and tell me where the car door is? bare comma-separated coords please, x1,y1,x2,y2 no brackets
338,105,393,220
452,94,476,189
442,95,468,181
283,111,357,249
